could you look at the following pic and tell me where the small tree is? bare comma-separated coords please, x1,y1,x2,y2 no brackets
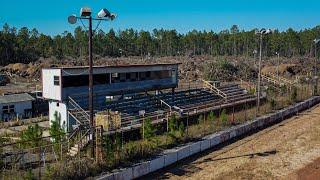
141,117,155,140
25,169,36,180
168,114,178,133
0,136,7,168
220,109,228,126
198,115,204,124
20,124,43,148
49,111,65,144
207,111,216,122
178,122,185,137
291,87,298,102
269,98,277,110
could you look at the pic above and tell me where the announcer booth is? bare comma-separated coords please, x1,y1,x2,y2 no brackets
42,63,180,130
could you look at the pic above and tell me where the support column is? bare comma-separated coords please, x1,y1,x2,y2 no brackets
171,88,175,106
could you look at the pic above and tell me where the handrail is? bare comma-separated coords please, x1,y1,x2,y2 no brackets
68,96,90,125
69,97,90,118
202,80,227,99
267,72,295,85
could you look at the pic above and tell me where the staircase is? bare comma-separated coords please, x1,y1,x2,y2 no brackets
67,129,92,157
67,97,93,157
68,97,91,127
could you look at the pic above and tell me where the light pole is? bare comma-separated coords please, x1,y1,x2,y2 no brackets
275,52,280,80
255,28,273,112
68,7,116,159
313,39,320,95
253,49,258,67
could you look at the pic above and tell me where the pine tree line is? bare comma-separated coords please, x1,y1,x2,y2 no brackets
0,23,320,66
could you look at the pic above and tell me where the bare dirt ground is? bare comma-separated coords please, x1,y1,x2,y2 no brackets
146,104,320,180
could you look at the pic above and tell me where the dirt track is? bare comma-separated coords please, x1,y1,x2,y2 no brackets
147,104,320,180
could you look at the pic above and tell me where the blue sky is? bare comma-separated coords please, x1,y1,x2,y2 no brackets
0,0,319,35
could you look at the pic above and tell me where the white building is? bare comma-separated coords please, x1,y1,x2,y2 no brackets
42,63,180,131
0,93,35,121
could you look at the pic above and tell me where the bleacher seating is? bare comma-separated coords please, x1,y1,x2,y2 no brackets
100,83,255,120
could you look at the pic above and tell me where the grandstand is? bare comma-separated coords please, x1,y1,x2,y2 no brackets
42,63,257,156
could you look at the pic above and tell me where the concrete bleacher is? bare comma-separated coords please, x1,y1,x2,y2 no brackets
102,83,255,122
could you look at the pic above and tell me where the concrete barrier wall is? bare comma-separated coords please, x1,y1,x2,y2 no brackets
149,155,165,172
177,145,191,161
164,149,178,166
200,139,210,151
190,141,201,155
132,162,150,179
97,96,320,180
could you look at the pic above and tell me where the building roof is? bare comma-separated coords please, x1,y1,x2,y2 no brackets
44,63,181,70
0,93,35,104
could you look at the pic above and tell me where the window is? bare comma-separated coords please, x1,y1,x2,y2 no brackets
54,76,60,86
2,106,9,113
2,105,14,114
111,73,120,83
9,105,14,113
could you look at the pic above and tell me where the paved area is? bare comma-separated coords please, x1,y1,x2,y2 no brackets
147,104,320,180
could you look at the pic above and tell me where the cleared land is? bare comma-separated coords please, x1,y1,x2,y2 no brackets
146,104,320,180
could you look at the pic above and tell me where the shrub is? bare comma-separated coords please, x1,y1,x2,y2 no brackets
198,115,204,124
291,87,298,102
168,114,178,133
220,109,228,125
178,122,185,137
207,111,216,122
141,117,155,140
25,169,35,180
20,124,43,148
269,98,277,110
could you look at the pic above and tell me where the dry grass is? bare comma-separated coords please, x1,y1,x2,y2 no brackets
159,105,320,180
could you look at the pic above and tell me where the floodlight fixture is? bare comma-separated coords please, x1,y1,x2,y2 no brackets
68,14,77,24
97,8,116,20
256,28,273,35
80,7,92,17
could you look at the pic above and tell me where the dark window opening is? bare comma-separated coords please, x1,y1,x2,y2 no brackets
93,74,110,85
9,105,14,113
54,76,60,86
62,73,110,87
2,105,14,114
111,73,120,83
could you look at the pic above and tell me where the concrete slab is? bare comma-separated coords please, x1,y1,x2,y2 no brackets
200,139,210,151
190,141,201,155
209,134,221,147
149,155,165,172
132,161,150,179
220,130,231,143
96,173,114,180
164,149,178,166
229,128,237,139
177,145,191,161
112,168,132,180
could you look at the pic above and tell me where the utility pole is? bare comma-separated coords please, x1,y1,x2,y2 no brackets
276,52,280,79
257,34,262,112
314,39,320,95
255,28,273,113
87,15,95,158
68,7,116,160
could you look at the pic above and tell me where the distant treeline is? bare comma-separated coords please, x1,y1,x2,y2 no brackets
0,23,320,66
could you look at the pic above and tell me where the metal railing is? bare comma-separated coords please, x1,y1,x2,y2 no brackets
68,96,90,126
202,80,227,99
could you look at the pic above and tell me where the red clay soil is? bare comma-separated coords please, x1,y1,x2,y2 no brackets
145,105,320,180
286,157,320,180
